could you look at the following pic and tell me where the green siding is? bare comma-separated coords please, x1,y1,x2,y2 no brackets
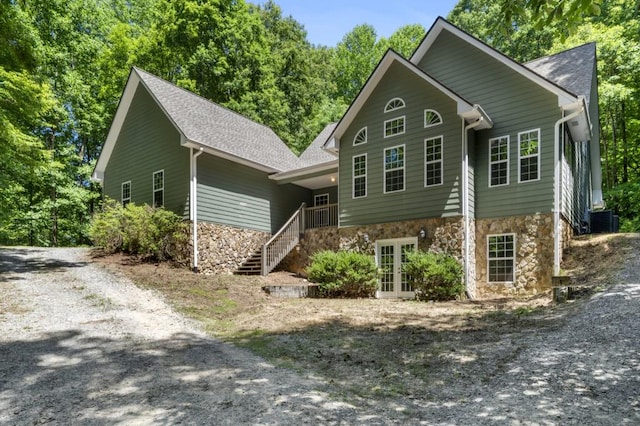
418,31,561,218
339,61,464,227
197,154,312,233
104,84,189,216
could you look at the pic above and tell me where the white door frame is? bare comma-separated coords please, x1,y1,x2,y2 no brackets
375,237,417,299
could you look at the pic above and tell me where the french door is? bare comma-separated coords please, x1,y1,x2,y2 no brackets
376,237,417,298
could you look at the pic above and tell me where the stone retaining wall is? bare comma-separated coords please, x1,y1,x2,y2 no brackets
189,222,269,274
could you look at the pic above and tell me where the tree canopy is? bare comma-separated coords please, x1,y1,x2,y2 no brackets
1,0,639,245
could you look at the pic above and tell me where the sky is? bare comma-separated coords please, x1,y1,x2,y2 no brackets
254,0,460,47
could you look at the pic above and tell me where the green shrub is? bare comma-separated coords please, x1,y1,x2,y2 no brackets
605,182,640,232
307,250,378,298
89,199,187,260
403,250,464,301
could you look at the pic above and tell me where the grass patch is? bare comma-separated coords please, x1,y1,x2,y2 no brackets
84,293,115,311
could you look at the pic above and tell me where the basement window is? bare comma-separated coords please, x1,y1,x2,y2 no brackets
488,234,515,282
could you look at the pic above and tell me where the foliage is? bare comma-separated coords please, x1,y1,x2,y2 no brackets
605,182,640,231
89,199,188,260
307,250,379,298
403,251,464,301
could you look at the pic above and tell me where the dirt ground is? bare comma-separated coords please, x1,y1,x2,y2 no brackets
91,233,637,403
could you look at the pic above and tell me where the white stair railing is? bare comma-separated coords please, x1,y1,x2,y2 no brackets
261,203,305,276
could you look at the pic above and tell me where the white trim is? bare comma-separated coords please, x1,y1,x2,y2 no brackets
121,181,131,206
384,97,406,113
487,233,516,283
152,169,164,207
410,18,577,107
424,109,443,128
269,159,338,181
182,141,280,173
383,144,406,194
488,135,510,187
517,129,541,183
424,136,443,187
352,153,367,199
353,127,367,146
383,115,406,138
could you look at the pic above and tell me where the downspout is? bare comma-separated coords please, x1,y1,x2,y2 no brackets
191,147,204,272
462,117,484,300
553,107,583,276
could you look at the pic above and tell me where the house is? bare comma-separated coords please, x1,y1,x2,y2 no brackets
93,17,602,299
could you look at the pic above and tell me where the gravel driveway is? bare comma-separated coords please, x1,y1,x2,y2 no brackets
1,246,639,425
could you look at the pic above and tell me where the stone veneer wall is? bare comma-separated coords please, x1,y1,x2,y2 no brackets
282,216,467,281
475,213,572,298
189,222,270,274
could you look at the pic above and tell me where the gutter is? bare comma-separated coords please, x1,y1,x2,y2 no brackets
462,116,485,299
190,147,204,272
553,106,584,276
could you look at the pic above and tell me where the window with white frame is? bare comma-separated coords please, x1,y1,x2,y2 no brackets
488,234,515,282
121,181,131,206
424,109,443,128
384,97,405,112
424,136,443,186
153,170,164,208
384,145,405,193
353,127,367,145
384,116,405,138
519,129,540,182
489,136,509,187
353,154,367,198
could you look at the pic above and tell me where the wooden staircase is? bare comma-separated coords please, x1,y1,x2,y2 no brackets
234,203,305,276
234,248,263,275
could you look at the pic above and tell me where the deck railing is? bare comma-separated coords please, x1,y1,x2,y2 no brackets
261,203,305,276
304,203,338,229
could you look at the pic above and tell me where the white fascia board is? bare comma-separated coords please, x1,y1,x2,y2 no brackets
411,18,578,108
92,70,141,181
326,49,476,149
269,160,339,181
182,141,280,173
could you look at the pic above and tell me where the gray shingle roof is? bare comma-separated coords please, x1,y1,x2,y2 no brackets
298,122,338,167
525,43,596,100
134,67,300,172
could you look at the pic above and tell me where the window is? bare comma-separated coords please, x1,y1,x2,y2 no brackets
353,127,367,145
153,170,164,207
424,109,443,128
424,136,443,186
121,181,131,206
489,136,509,187
488,234,515,282
314,193,329,227
384,97,405,112
384,116,405,138
384,145,405,193
353,154,367,198
519,129,540,182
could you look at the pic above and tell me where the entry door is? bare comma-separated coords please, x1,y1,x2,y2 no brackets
376,238,417,298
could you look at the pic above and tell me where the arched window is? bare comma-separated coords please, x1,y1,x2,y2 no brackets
384,97,405,113
353,127,367,145
424,109,443,128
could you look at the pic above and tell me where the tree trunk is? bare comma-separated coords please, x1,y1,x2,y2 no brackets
621,101,628,183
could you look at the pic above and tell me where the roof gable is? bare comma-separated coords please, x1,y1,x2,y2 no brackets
94,67,300,180
411,17,579,107
324,49,489,151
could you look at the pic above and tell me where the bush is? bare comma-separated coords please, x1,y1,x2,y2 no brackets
89,199,187,260
403,250,464,301
307,250,378,298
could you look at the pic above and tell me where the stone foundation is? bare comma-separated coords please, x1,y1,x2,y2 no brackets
190,222,269,274
283,216,466,277
475,213,571,298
